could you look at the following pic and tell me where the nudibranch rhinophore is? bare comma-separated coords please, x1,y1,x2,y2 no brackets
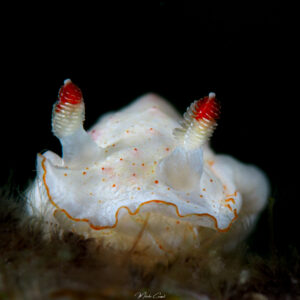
26,79,269,257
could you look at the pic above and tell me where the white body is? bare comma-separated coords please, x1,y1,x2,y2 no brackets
27,93,269,256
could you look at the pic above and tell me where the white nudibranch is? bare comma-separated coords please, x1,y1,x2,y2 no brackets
26,80,269,257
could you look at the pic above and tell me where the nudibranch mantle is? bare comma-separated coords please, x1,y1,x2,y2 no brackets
27,80,269,255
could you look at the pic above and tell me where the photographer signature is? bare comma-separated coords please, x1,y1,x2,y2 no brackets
134,291,166,299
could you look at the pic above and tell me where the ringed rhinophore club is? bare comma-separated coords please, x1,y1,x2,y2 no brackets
26,79,269,256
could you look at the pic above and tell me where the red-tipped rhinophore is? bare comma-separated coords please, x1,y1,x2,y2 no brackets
173,92,220,149
52,79,85,138
58,79,83,105
193,93,220,121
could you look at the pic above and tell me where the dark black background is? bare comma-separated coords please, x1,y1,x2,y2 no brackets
2,2,294,252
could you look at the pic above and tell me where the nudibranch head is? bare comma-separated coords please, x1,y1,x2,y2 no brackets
26,81,269,259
